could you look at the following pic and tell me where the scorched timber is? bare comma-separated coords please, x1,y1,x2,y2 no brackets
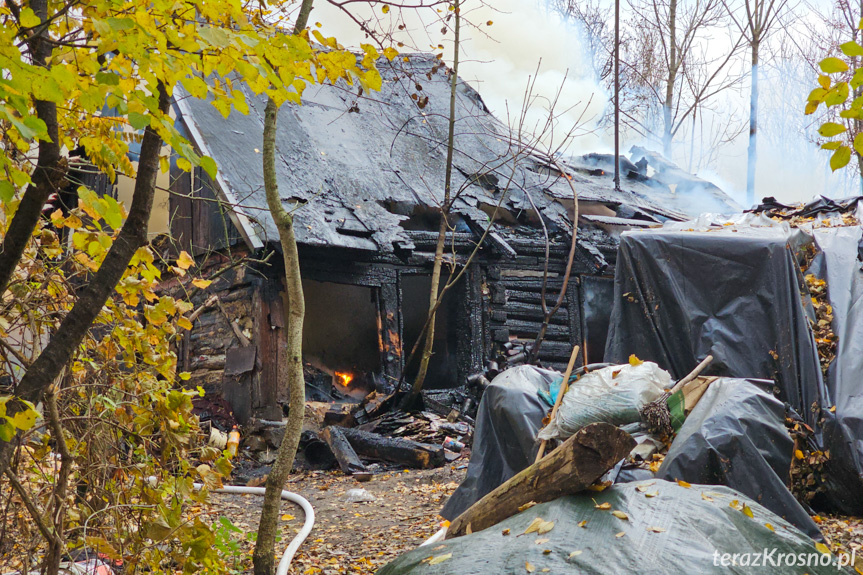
446,423,635,538
339,427,445,469
320,426,366,475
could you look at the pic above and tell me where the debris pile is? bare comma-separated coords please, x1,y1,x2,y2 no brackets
805,274,837,375
787,414,830,506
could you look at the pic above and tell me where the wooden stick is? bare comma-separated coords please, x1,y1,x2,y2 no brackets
668,354,714,395
534,345,580,463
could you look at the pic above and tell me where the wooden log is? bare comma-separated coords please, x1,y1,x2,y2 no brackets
320,427,366,475
340,427,445,469
447,422,635,539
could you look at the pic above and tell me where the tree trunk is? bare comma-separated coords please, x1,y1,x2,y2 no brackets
746,40,759,207
663,0,678,158
0,84,169,479
252,5,313,573
0,0,63,297
446,423,635,538
406,0,460,406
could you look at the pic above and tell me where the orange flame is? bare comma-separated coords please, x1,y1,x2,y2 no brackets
335,371,354,386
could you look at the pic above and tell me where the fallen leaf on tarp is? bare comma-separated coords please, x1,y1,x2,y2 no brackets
595,502,611,510
677,480,691,488
765,523,775,532
730,500,743,511
502,528,511,536
644,491,658,498
635,482,655,493
612,511,629,520
629,354,643,366
526,561,535,573
524,518,545,534
518,501,537,512
615,531,626,538
701,493,713,502
537,520,555,534
742,505,754,518
588,481,611,492
578,520,588,528
647,526,666,533
543,549,552,555
428,553,452,565
535,538,550,545
569,550,583,559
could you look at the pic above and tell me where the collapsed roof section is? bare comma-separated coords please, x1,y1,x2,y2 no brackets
173,54,737,256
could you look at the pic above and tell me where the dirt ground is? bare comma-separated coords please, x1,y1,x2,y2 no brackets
197,465,467,574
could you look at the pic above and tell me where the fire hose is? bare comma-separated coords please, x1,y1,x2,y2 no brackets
204,484,315,575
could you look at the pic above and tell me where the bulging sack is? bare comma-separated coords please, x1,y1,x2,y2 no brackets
537,362,669,440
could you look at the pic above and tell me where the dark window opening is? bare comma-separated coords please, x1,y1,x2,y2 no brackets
401,274,459,389
582,275,615,365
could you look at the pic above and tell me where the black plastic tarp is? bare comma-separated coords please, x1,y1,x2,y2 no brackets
382,481,851,575
603,221,863,513
604,223,826,430
804,226,863,512
440,366,555,520
655,378,821,539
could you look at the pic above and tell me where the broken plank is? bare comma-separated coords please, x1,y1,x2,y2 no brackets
446,422,635,538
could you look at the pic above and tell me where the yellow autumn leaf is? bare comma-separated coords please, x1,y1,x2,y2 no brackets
428,553,452,565
611,510,629,520
525,561,535,573
701,492,713,502
535,538,550,545
765,523,774,532
677,480,691,488
644,490,658,498
615,531,626,538
537,520,554,534
281,514,295,521
795,449,805,460
177,317,193,330
816,542,831,555
647,526,666,533
176,251,194,270
578,520,587,528
524,517,545,534
629,354,643,366
192,278,212,289
569,550,583,558
595,502,611,510
742,505,754,518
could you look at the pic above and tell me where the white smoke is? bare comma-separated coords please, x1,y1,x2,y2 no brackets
311,0,608,155
311,0,857,206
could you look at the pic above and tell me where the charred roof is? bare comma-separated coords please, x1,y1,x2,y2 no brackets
173,54,739,254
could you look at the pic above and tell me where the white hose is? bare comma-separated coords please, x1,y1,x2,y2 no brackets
206,484,315,575
419,525,448,547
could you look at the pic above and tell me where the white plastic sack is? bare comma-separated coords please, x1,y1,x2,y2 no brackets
537,362,670,440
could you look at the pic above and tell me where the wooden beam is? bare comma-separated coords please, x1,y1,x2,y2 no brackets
340,427,445,469
446,422,635,539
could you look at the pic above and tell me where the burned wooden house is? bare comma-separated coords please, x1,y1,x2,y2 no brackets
165,54,739,423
